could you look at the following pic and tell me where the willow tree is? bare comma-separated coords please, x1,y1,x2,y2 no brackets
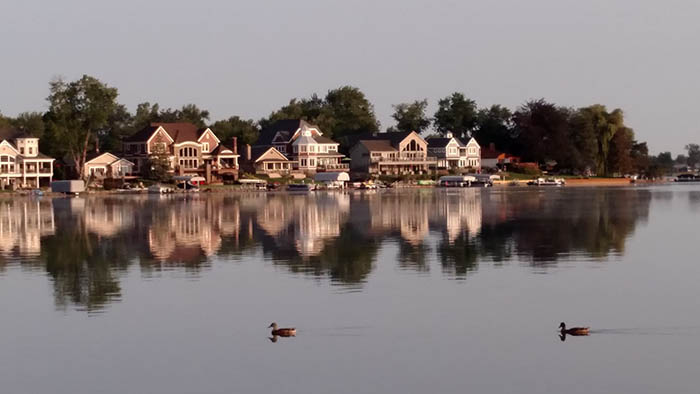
576,105,625,176
45,75,119,178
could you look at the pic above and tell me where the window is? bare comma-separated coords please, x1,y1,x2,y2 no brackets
301,159,307,167
309,159,315,167
29,147,34,155
309,145,315,153
300,145,307,153
203,143,209,152
20,148,24,154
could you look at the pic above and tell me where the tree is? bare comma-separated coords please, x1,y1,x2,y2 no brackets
44,75,119,178
631,141,651,175
143,143,172,182
433,92,478,139
575,105,626,176
473,105,513,150
388,99,431,133
210,116,260,146
675,154,688,164
97,104,133,153
259,86,380,141
607,127,635,175
12,112,45,138
685,143,700,168
322,86,380,139
512,99,573,167
174,104,209,128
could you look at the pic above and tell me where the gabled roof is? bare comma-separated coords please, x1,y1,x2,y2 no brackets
256,119,317,146
357,140,397,152
0,139,20,154
153,122,200,143
312,134,337,144
125,122,213,144
85,152,120,164
211,144,238,156
124,125,160,142
250,146,289,162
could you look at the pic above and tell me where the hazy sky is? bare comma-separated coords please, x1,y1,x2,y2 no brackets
1,0,698,154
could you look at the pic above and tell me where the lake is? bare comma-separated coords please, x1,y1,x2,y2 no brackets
1,186,699,394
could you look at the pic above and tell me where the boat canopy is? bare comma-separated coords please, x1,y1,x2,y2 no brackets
314,172,350,182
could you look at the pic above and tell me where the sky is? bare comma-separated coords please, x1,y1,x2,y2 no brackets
1,0,698,154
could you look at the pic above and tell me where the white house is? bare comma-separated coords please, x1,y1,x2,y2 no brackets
427,133,481,171
0,133,55,189
83,152,135,179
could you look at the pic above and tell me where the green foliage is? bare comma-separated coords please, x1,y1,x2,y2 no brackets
607,127,635,175
577,105,625,176
260,86,380,141
12,112,45,138
433,92,478,139
685,143,700,168
44,75,119,178
389,99,430,133
512,99,573,167
131,102,210,129
210,116,260,146
473,105,513,149
142,144,172,182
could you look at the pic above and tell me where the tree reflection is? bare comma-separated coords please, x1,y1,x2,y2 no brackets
1,187,653,311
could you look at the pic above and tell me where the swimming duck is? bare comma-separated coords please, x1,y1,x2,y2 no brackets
269,322,296,337
559,322,589,336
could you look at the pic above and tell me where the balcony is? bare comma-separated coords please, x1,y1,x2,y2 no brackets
370,155,438,164
318,163,350,171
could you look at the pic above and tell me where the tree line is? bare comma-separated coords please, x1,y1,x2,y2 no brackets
1,74,697,177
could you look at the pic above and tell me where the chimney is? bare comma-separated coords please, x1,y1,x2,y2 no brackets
246,144,251,161
232,137,238,155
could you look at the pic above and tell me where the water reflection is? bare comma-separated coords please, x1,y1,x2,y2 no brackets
0,188,652,311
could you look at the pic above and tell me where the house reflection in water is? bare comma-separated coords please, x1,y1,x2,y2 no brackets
0,198,55,260
0,188,653,311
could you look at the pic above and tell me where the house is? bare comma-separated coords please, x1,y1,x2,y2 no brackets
254,119,347,173
240,145,292,176
0,130,55,189
427,133,481,171
83,152,135,179
349,131,437,176
481,143,520,169
123,122,239,183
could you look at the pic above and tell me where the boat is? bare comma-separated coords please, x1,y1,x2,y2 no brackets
438,175,477,187
527,177,565,186
176,181,200,191
473,174,496,187
287,183,314,192
147,184,174,194
675,173,700,182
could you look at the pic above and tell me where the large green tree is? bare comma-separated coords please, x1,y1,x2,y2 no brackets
12,112,46,138
433,92,478,139
260,86,379,141
388,99,431,133
210,116,260,146
685,143,700,168
512,99,573,167
473,105,513,150
44,75,119,178
576,105,626,176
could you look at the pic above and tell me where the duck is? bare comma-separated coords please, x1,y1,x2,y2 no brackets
559,322,589,336
269,322,296,337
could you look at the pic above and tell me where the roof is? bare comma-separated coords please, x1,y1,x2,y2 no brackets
257,119,308,146
124,123,208,144
152,122,201,143
314,172,350,182
124,125,160,142
312,134,337,144
481,146,501,159
427,138,452,148
250,146,289,162
357,140,397,152
211,144,237,156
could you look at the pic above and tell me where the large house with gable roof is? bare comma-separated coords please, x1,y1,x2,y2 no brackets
247,119,347,174
123,122,239,182
426,132,481,171
349,131,437,176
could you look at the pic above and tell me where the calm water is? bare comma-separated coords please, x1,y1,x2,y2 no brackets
1,186,699,393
